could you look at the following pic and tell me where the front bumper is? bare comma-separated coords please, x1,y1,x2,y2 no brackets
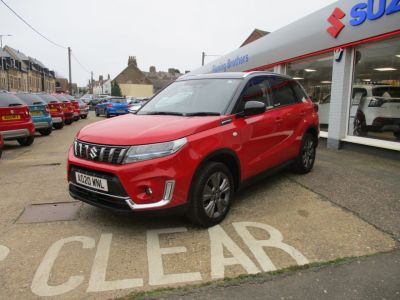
67,145,196,212
69,179,175,211
52,117,63,124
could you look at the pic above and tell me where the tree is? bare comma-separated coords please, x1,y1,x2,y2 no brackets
111,80,122,97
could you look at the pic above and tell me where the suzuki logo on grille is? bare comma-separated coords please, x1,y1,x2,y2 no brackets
327,7,346,38
89,146,98,160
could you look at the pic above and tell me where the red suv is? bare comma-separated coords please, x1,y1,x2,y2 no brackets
0,91,35,146
54,95,74,125
68,72,319,227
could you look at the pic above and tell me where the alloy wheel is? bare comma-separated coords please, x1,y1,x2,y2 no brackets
202,172,231,219
302,138,315,169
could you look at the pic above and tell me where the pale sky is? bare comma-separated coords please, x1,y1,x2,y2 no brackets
0,0,337,86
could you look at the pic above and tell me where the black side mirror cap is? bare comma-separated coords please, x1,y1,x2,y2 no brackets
244,101,266,116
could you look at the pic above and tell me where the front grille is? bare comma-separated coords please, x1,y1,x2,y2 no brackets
73,140,129,164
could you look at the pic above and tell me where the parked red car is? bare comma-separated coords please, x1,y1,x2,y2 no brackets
68,72,319,227
0,91,35,146
0,133,4,158
63,95,80,121
53,95,74,125
36,93,65,129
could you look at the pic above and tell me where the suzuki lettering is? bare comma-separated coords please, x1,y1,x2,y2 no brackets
350,0,400,27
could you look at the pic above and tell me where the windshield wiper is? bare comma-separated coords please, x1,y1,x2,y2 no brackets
185,112,221,116
143,111,185,116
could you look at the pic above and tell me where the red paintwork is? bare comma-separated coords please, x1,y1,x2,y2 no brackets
68,98,319,211
0,105,35,139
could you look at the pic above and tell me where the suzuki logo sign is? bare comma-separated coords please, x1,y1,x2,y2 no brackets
327,7,346,38
327,1,400,38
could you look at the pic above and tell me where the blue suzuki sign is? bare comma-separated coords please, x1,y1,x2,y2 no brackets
350,0,400,26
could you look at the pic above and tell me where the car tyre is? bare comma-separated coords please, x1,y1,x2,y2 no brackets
17,135,35,146
353,113,367,137
81,115,87,119
65,120,73,125
39,128,52,136
53,122,64,130
187,162,234,227
106,111,111,118
292,133,316,174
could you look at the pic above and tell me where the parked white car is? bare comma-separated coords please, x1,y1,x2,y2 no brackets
318,85,400,138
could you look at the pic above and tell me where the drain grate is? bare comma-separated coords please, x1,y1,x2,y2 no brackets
17,202,81,223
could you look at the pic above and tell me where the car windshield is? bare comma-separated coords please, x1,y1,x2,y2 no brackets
0,93,25,107
15,94,46,106
372,87,400,98
138,79,242,116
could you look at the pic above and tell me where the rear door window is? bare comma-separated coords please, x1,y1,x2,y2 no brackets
0,93,25,107
267,77,300,107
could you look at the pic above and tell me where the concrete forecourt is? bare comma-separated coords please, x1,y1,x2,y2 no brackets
0,111,398,299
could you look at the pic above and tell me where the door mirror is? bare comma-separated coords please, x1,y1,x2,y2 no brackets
244,101,266,116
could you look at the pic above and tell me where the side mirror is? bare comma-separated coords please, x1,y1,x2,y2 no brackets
244,101,266,116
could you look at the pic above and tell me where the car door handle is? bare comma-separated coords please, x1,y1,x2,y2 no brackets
300,110,306,116
275,117,283,124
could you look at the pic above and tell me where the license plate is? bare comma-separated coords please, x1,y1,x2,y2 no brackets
117,110,125,113
50,108,58,112
31,111,42,116
75,172,108,192
2,115,21,120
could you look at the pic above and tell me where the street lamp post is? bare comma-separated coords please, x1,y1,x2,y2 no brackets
0,34,12,48
201,52,221,66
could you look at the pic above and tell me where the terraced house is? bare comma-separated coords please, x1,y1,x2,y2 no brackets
0,45,56,93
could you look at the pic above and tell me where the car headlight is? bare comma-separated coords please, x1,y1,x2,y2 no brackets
123,137,187,164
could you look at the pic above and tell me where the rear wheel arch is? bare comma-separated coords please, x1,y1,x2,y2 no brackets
304,125,319,146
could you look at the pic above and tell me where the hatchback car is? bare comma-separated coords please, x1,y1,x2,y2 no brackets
54,95,74,125
76,98,89,119
15,93,53,136
36,93,65,129
68,72,319,227
95,97,129,117
0,91,35,146
63,95,80,121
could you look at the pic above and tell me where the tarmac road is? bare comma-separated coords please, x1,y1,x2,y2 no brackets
0,112,398,299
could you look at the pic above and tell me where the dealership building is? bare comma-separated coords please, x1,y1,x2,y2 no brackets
192,0,400,154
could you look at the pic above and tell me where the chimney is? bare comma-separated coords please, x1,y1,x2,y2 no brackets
149,66,156,73
99,75,103,82
128,56,137,67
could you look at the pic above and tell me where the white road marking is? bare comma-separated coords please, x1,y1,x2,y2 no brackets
209,225,260,279
0,245,10,262
233,222,309,271
87,233,143,292
31,236,95,297
147,227,202,286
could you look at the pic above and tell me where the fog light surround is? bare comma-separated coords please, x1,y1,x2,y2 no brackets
125,180,176,210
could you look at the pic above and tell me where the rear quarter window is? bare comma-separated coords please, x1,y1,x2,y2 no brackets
0,93,25,107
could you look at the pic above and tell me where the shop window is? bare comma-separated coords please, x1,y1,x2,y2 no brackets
348,36,400,142
287,53,333,131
